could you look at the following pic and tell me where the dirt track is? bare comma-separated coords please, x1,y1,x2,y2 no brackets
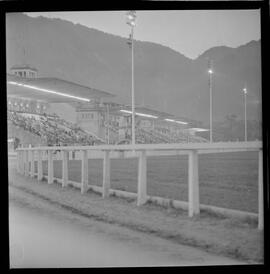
8,158,263,265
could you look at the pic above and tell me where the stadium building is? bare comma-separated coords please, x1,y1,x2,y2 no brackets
7,64,208,149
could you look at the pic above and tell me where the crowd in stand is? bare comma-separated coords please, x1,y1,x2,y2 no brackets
8,111,101,146
135,126,208,144
8,108,208,146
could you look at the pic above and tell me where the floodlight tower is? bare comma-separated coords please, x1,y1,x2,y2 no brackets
243,87,248,142
126,10,136,145
208,59,213,143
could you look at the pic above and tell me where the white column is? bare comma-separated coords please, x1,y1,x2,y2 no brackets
17,151,23,174
17,151,20,173
21,151,24,174
30,150,35,178
48,150,53,184
16,150,20,173
81,150,88,194
258,149,264,230
188,150,200,217
131,26,135,146
62,150,68,188
24,150,29,176
102,150,111,198
37,150,43,181
137,150,147,206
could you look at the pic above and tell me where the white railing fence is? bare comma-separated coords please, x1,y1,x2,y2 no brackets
16,141,263,230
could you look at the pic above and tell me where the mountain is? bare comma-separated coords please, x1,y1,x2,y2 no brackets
6,13,262,125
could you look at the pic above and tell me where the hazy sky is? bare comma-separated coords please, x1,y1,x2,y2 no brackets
26,10,260,59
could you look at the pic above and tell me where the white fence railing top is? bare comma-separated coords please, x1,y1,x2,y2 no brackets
16,141,262,152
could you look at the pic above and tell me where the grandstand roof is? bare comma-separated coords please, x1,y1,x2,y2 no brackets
118,105,175,119
10,65,38,71
6,74,115,103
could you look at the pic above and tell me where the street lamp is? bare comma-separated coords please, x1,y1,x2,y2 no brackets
126,10,136,146
208,60,213,143
243,87,248,141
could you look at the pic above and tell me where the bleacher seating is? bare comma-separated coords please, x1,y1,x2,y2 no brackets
8,111,104,146
8,109,208,146
135,126,208,144
104,117,208,144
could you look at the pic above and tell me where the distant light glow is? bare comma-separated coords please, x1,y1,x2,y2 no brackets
208,69,213,74
165,118,188,125
120,109,158,119
243,88,247,94
8,81,91,102
189,128,209,132
165,118,175,122
175,121,188,125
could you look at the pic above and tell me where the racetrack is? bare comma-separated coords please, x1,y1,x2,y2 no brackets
8,156,263,265
9,198,246,268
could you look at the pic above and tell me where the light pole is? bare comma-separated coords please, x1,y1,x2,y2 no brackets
106,103,110,144
243,87,248,142
126,10,136,146
208,60,213,143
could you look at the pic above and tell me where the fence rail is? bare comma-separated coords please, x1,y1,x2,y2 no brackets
16,141,263,230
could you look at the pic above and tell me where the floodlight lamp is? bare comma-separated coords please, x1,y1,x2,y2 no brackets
243,88,247,94
208,69,213,74
126,11,136,27
126,11,136,18
127,14,134,20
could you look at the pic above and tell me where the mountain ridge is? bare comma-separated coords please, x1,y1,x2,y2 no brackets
6,13,261,124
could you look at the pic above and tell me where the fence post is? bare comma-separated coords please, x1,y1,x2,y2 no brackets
102,150,111,198
17,151,20,173
62,150,68,188
48,150,53,184
258,149,264,230
137,150,147,206
17,151,22,174
30,150,35,178
37,150,43,181
81,150,88,194
24,150,29,176
20,151,24,174
16,150,20,173
188,150,200,217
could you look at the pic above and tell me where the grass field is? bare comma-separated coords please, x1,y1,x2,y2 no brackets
36,151,259,213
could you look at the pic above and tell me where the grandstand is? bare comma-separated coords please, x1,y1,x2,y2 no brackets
7,64,209,149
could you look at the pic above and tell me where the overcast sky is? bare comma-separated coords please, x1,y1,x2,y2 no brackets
25,10,261,59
